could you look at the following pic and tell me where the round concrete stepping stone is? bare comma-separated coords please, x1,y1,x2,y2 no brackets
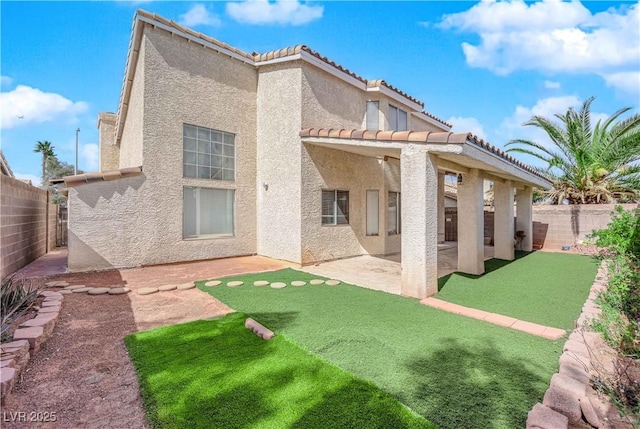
158,284,177,291
204,280,222,287
227,281,244,287
64,285,86,290
310,279,325,285
291,281,306,287
325,280,341,286
270,282,287,289
72,287,92,293
253,281,269,286
45,281,69,287
137,287,159,296
60,290,73,295
177,283,195,291
108,287,130,295
88,288,109,295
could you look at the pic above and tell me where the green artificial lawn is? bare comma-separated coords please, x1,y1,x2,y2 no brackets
126,313,434,429
199,269,566,429
436,251,599,330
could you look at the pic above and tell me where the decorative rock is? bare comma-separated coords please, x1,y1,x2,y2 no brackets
291,281,306,287
41,291,63,299
550,373,585,398
253,281,269,286
45,281,68,287
12,327,44,352
109,287,130,295
38,306,60,313
204,280,222,287
41,300,61,307
579,396,601,428
20,315,57,336
543,384,582,424
559,352,590,372
64,285,86,290
227,281,244,287
0,358,14,368
137,287,159,296
72,287,92,293
88,287,110,295
558,363,590,385
526,403,568,429
310,279,325,285
158,284,177,291
245,318,275,340
0,340,29,355
270,282,286,289
60,290,72,295
177,282,195,290
1,367,17,401
325,280,341,286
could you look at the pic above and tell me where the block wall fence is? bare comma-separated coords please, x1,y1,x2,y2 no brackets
1,174,58,279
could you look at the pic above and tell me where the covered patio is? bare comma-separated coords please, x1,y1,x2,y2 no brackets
300,129,552,299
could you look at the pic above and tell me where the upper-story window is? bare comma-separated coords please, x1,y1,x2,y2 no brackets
183,124,235,181
388,105,408,131
366,101,380,130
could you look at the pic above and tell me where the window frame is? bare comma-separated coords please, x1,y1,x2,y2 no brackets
388,191,401,235
366,100,380,130
182,186,235,240
388,104,408,131
321,189,350,226
183,123,236,182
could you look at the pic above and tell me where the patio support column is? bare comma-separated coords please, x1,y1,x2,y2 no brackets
400,148,438,299
457,168,484,275
437,171,445,244
493,180,515,260
516,186,534,251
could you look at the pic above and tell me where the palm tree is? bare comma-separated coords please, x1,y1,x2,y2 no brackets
33,141,55,187
506,97,640,204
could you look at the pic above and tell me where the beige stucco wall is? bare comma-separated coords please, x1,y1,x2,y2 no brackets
98,112,119,171
384,158,402,254
119,39,145,169
256,62,303,263
69,26,258,271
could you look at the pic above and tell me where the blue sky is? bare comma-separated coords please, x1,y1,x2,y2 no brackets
1,0,638,184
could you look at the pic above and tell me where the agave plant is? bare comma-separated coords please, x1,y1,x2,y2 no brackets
506,97,640,204
1,276,40,342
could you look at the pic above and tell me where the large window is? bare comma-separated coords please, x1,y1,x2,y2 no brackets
388,191,401,235
183,187,234,238
366,101,380,130
183,124,235,181
388,105,408,131
322,190,349,225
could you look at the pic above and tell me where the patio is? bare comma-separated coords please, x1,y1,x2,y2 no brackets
301,242,495,295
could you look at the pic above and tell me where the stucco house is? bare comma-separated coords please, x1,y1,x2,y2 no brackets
59,10,551,299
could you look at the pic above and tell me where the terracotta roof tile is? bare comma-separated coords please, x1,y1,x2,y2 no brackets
367,79,423,108
299,128,549,181
61,166,143,188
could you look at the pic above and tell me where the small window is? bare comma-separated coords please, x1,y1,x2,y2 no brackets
366,101,379,130
388,191,401,235
366,190,379,236
388,105,408,131
183,124,235,181
322,190,349,225
183,187,234,238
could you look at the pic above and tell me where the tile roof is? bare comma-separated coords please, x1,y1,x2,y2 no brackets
299,128,549,181
55,166,143,188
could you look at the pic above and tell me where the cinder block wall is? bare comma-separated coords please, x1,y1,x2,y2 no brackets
1,175,51,279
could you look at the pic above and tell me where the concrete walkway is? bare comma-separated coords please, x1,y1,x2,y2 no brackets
421,297,566,340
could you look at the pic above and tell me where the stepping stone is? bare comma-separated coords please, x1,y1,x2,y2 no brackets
108,287,130,295
325,280,341,286
158,284,177,291
177,283,195,291
60,290,73,295
227,281,244,287
137,287,158,296
45,281,69,287
253,281,269,286
88,288,109,295
291,281,306,287
204,280,222,287
72,287,92,293
270,282,286,289
310,279,325,285
64,285,86,290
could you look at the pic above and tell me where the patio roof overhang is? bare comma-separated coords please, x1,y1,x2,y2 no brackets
299,129,552,190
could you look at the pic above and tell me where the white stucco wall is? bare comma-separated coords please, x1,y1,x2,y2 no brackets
256,62,303,263
119,40,144,169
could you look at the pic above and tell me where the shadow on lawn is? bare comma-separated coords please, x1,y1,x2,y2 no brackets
403,337,547,429
438,251,533,292
249,312,300,331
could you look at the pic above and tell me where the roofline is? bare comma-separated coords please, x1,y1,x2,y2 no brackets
54,166,143,188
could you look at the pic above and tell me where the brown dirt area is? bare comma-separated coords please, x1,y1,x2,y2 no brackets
2,255,290,428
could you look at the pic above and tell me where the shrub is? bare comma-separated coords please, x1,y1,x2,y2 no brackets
589,206,640,261
0,276,40,342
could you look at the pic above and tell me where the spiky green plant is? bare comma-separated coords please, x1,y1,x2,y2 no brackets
1,277,40,342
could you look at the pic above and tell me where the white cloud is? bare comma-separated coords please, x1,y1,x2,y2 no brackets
544,80,561,89
601,71,640,98
178,4,221,27
1,75,12,87
0,85,88,130
226,0,323,26
81,143,99,171
447,116,488,141
438,1,639,96
13,172,41,186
